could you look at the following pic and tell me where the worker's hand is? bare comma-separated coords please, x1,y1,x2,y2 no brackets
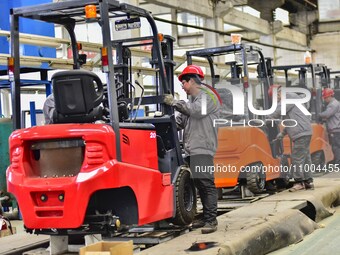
265,119,279,125
276,132,285,140
164,94,175,106
3,196,9,200
249,119,264,126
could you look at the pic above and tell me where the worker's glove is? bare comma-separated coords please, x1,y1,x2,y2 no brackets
164,94,175,106
249,119,265,126
3,196,9,201
276,132,285,140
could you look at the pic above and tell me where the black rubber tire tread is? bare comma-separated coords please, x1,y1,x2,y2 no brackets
276,156,290,189
246,163,266,194
217,188,223,200
170,168,197,225
276,172,290,189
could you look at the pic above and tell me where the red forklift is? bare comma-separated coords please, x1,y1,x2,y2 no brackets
6,0,196,237
184,44,290,195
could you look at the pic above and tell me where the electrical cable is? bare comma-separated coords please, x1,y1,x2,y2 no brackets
153,16,313,53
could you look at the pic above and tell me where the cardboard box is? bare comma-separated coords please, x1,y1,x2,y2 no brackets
0,227,16,237
79,241,133,255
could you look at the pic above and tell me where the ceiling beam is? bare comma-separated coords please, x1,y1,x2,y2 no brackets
177,33,204,48
230,0,248,6
138,2,171,15
222,7,271,35
318,21,340,33
219,8,307,46
275,27,307,46
144,0,213,17
141,1,307,47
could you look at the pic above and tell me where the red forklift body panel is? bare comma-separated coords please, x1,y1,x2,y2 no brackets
6,124,173,229
120,128,158,170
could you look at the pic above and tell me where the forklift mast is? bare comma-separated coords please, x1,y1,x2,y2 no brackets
319,65,331,88
298,68,307,88
10,0,172,161
225,61,241,85
270,63,331,121
186,44,271,114
329,70,340,90
335,77,340,89
265,57,274,85
113,35,175,116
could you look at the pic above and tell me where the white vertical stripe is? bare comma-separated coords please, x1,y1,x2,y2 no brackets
201,93,207,115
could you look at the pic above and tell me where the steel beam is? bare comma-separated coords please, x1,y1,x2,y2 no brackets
318,21,340,33
230,0,248,6
144,0,213,17
275,27,307,46
222,8,271,35
139,2,171,15
177,33,204,48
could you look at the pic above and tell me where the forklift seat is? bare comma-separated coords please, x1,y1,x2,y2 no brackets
334,89,340,101
156,135,167,158
52,70,104,123
156,134,176,173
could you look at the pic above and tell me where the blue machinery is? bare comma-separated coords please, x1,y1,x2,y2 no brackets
0,0,55,123
0,0,54,192
0,68,51,192
0,67,52,126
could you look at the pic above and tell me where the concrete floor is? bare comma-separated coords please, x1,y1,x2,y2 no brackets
2,173,340,255
138,174,340,255
10,219,25,234
269,207,340,255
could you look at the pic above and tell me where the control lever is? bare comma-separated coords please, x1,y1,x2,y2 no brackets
126,80,135,122
134,80,144,121
116,81,124,93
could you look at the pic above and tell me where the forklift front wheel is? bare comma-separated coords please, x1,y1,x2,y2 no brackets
217,188,223,200
276,156,291,189
169,169,197,226
246,163,266,193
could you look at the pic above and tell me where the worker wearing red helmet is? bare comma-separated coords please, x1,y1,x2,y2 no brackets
267,84,313,191
164,65,220,234
320,88,340,165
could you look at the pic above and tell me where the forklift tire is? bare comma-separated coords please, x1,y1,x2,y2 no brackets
276,156,291,189
246,163,266,194
217,188,223,200
170,169,197,225
276,171,291,189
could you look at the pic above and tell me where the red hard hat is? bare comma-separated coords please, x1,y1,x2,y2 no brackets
322,88,334,98
268,84,281,98
178,65,204,81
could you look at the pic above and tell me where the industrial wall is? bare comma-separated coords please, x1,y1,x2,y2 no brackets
311,32,340,72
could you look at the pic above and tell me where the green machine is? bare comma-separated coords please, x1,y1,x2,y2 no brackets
0,118,12,192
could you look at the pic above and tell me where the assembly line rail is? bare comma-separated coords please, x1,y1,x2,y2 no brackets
0,191,269,255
